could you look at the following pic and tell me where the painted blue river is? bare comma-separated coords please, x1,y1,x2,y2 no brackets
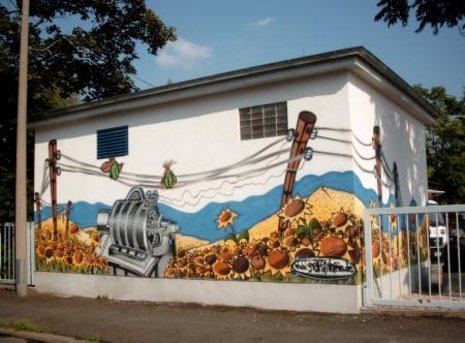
36,171,406,242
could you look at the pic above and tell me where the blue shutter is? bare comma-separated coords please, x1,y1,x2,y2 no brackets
97,126,128,159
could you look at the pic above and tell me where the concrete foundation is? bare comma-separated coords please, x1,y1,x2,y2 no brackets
35,272,362,314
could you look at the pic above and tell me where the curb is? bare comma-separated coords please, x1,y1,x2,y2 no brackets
0,328,86,343
360,307,465,319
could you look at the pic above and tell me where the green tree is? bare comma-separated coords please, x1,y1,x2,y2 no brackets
375,0,465,35
414,85,465,204
0,0,176,221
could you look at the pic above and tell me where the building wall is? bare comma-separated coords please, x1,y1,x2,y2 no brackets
33,69,429,312
348,73,428,207
35,72,353,207
34,272,363,314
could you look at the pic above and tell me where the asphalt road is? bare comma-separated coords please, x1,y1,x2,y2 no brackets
0,287,464,342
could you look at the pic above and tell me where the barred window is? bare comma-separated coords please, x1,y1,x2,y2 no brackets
97,125,128,159
239,102,288,140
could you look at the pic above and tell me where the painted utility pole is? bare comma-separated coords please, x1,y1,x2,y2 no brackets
373,126,382,207
65,201,72,239
34,193,42,232
393,162,400,206
278,111,317,238
15,0,30,297
48,140,59,240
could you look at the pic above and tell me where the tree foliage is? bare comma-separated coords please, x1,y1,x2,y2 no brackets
414,85,465,204
375,0,465,35
0,0,176,221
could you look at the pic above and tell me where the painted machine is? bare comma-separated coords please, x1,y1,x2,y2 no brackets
96,187,178,277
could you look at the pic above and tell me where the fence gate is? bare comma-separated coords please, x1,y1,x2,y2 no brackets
364,205,465,310
0,222,35,285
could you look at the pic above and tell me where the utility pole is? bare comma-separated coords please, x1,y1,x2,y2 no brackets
15,0,30,297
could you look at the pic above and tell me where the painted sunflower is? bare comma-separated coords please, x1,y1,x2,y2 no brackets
278,196,312,227
389,203,398,229
264,249,292,277
217,209,238,229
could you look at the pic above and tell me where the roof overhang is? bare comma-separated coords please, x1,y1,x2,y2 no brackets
29,47,439,130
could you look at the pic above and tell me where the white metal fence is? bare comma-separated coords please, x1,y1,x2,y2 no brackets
364,205,465,309
0,222,35,285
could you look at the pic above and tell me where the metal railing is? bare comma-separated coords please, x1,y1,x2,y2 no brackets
0,223,16,283
0,222,35,285
364,205,465,309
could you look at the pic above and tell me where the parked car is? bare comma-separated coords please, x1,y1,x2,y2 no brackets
427,201,448,262
442,237,465,273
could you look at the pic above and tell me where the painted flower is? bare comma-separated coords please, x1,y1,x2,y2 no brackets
73,249,84,265
369,201,378,226
44,246,54,259
264,249,291,277
231,255,252,280
389,203,398,229
213,260,233,280
277,196,312,226
36,244,46,257
217,209,238,229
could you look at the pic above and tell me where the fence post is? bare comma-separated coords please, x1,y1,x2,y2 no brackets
26,222,35,285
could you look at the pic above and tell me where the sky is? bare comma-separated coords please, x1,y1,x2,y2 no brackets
131,0,465,98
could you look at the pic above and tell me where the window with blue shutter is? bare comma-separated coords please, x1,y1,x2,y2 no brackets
97,125,128,159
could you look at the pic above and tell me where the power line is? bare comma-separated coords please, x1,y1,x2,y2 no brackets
130,73,156,88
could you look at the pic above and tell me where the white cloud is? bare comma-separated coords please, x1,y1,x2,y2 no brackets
157,38,212,69
250,17,275,27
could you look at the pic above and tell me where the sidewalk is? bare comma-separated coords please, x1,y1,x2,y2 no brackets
0,286,464,343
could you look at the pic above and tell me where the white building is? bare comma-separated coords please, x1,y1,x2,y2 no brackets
30,47,437,313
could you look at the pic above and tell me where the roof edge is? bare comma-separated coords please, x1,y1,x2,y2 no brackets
354,48,439,121
29,46,439,129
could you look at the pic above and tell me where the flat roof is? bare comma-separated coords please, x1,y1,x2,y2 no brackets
29,46,439,129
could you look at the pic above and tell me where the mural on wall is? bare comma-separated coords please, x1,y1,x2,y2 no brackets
34,111,429,284
165,187,364,282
